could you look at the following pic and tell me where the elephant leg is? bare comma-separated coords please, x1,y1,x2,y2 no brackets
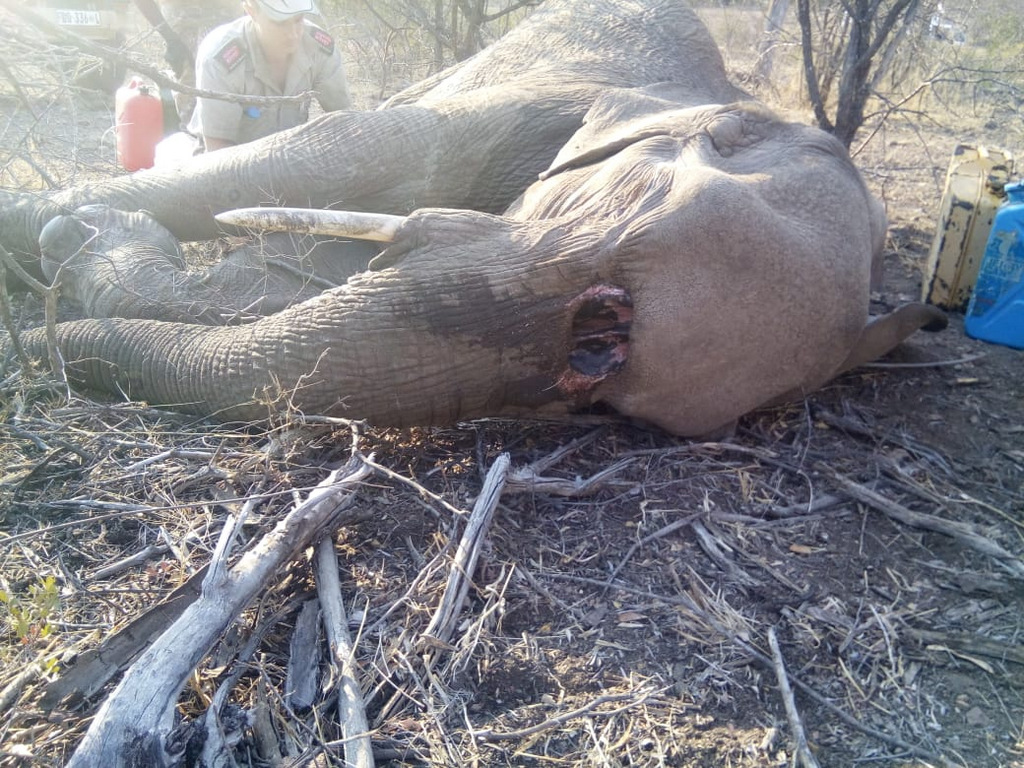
38,205,380,323
1,189,75,279
38,205,209,321
40,204,187,281
203,234,380,318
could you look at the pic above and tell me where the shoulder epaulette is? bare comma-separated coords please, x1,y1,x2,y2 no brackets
215,39,246,71
309,27,335,56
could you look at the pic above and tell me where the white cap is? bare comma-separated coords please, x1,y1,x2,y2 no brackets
252,0,315,22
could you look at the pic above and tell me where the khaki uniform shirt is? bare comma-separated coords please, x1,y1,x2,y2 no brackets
188,17,352,147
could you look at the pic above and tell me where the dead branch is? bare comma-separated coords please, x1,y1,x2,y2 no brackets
505,456,633,496
692,519,760,588
859,352,987,368
0,280,30,371
0,662,43,715
520,425,607,473
200,613,274,767
768,627,821,768
0,243,38,372
40,565,208,709
471,690,655,742
356,451,466,519
286,598,322,711
907,628,1024,668
0,53,37,118
421,452,510,648
89,543,170,581
833,475,1024,580
0,239,69,388
767,493,845,519
64,457,372,768
314,537,374,768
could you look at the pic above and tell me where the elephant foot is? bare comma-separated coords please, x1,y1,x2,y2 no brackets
39,204,185,283
558,284,632,396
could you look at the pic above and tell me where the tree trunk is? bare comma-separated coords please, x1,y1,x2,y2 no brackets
755,0,790,82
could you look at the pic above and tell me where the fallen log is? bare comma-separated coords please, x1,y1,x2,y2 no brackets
65,457,372,768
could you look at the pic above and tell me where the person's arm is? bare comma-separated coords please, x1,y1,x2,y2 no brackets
308,27,352,112
188,36,244,151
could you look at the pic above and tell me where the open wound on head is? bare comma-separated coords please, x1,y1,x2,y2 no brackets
557,284,632,396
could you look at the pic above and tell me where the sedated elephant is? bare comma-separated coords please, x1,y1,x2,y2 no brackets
0,0,945,437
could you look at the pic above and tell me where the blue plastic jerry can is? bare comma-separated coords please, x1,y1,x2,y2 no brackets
965,181,1024,349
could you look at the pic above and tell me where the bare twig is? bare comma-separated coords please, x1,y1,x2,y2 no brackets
0,662,43,714
471,690,653,742
0,239,68,387
505,456,633,496
768,627,821,768
421,453,510,648
833,474,1024,580
0,52,37,118
602,512,701,593
692,519,760,588
859,352,987,369
907,628,1024,668
89,543,171,581
315,536,374,768
357,451,467,519
0,255,30,370
522,426,607,474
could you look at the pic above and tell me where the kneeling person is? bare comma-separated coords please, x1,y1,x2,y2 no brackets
189,0,352,152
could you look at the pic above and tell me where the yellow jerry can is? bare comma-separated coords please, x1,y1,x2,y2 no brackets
921,144,1014,311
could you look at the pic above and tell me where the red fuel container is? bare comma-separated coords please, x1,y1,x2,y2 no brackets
115,79,164,171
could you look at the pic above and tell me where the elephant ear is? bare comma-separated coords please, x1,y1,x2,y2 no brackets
541,87,685,180
541,84,758,181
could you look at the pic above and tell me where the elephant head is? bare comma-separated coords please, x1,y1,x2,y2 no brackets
0,0,946,437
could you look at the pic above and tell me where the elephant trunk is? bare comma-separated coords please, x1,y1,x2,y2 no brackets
8,212,620,425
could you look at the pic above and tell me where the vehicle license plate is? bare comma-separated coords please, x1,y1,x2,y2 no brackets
55,9,102,25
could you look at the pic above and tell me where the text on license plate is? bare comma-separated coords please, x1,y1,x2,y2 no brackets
55,9,102,25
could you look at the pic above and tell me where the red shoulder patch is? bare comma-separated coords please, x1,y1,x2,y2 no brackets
310,27,335,56
215,40,245,71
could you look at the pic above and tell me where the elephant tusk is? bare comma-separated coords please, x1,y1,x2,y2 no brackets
215,207,406,242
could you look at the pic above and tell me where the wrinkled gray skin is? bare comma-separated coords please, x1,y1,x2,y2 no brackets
38,205,377,322
1,0,946,436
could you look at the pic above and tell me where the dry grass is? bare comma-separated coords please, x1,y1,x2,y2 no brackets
2,389,1021,766
1,3,1024,767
